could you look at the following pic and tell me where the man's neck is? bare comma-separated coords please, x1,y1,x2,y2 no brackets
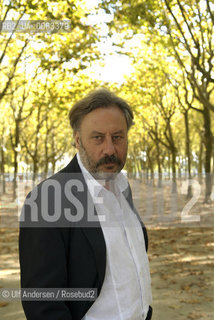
104,180,110,190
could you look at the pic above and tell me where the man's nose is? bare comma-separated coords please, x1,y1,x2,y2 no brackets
103,136,115,156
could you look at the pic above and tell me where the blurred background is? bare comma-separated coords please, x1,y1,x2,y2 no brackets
0,0,214,319
0,0,214,202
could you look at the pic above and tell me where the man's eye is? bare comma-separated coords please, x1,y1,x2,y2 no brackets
112,136,123,143
93,136,103,141
113,136,122,141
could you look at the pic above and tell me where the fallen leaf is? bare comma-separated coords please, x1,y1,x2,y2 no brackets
0,302,9,307
168,304,180,309
187,312,204,319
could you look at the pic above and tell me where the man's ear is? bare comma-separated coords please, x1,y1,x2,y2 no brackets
74,130,80,149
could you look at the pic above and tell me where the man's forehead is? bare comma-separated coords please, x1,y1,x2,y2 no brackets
90,130,125,134
80,107,127,131
84,105,125,119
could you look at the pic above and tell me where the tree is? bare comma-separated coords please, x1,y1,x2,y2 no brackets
0,1,29,101
8,66,37,198
100,0,214,202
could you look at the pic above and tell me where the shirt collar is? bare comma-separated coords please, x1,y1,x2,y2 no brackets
77,152,128,197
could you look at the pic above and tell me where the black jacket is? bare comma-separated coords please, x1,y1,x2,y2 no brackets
19,155,151,320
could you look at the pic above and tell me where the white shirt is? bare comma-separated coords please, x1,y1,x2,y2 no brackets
77,153,152,320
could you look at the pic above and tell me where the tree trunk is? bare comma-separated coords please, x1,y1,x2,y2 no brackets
44,138,49,179
184,111,192,198
167,122,177,193
156,140,162,187
198,135,203,185
12,118,20,200
33,157,38,183
51,158,56,174
171,148,177,193
137,160,142,180
13,149,18,200
167,152,171,180
140,158,146,184
203,107,212,203
178,157,182,179
0,146,6,194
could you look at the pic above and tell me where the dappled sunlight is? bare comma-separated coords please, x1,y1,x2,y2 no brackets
0,269,20,279
148,227,214,319
1,185,214,319
179,255,214,264
0,2,214,320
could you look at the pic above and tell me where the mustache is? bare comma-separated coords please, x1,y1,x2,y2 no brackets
96,155,122,168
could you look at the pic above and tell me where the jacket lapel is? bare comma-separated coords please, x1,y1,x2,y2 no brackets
81,226,106,291
61,155,107,288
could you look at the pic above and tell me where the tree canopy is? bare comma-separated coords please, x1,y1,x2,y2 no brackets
0,0,214,202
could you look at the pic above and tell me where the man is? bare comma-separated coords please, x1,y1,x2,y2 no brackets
19,88,152,320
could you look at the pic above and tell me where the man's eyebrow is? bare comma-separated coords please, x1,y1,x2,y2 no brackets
90,131,105,135
90,130,125,135
112,130,125,135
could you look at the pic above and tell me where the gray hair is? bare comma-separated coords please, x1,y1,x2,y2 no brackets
69,88,134,131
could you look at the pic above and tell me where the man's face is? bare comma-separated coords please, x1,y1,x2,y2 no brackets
74,105,128,179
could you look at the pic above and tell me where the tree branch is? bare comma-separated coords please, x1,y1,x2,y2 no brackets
0,39,29,101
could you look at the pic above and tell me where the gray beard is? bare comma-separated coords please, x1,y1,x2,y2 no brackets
78,140,121,181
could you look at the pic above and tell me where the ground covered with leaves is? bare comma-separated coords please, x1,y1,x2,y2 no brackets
148,227,214,320
0,181,214,319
